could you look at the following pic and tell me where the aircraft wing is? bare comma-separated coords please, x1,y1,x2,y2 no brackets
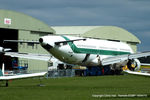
124,70,150,76
5,52,51,61
102,51,150,66
141,63,150,66
0,72,47,80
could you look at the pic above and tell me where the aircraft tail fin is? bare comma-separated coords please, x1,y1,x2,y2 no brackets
0,63,5,76
0,69,3,76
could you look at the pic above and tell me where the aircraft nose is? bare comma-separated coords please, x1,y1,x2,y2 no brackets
0,47,4,53
39,37,53,50
39,38,43,43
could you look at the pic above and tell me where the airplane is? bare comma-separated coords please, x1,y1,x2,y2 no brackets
3,35,150,76
0,47,46,87
0,63,46,87
38,35,150,71
0,46,11,54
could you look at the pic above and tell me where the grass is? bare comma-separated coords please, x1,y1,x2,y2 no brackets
1,75,150,100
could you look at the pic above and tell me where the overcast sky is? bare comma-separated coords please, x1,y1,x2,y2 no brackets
0,0,150,51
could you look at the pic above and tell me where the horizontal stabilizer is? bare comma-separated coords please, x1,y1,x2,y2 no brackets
4,40,39,44
4,48,11,52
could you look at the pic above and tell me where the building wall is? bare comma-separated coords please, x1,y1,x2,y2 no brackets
127,42,138,53
18,30,51,72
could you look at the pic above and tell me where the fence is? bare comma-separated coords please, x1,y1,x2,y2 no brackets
47,69,75,78
4,69,75,78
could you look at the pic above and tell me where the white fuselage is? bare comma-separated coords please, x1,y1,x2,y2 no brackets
39,35,133,66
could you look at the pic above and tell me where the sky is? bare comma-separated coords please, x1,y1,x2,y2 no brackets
0,0,150,51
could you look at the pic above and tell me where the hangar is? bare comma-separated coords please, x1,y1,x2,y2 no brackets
52,26,141,52
0,9,55,72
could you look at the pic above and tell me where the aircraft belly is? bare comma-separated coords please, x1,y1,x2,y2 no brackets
67,53,85,64
49,48,85,64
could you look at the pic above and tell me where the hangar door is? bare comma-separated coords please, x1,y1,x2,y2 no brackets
0,28,18,70
0,28,18,51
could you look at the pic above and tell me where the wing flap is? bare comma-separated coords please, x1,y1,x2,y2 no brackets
102,55,128,65
128,52,150,59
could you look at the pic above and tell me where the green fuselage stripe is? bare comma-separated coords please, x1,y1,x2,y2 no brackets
62,36,131,56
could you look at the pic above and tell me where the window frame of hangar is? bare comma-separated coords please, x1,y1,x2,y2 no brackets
19,31,52,49
30,31,52,49
27,40,38,49
19,40,38,49
31,31,53,36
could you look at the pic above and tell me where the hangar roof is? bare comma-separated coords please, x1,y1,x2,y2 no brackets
0,9,55,33
52,26,141,43
52,26,99,35
81,26,141,43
